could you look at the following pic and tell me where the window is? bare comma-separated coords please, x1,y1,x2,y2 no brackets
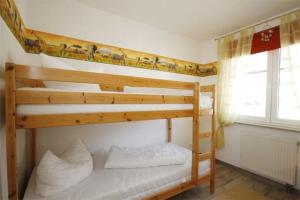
238,47,300,130
238,52,268,118
276,44,300,121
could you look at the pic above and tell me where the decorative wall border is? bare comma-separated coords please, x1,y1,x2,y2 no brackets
0,0,217,76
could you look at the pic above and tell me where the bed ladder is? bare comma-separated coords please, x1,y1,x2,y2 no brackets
194,85,216,193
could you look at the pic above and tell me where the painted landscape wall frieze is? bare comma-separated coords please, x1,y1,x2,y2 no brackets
0,0,217,76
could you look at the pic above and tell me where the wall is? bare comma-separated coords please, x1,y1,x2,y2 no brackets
198,36,300,189
21,0,217,162
0,17,41,200
0,0,219,198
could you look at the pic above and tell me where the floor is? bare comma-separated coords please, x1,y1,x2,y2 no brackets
171,161,300,200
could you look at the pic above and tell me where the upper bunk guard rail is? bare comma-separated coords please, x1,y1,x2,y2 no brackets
14,64,195,90
16,109,193,129
15,90,194,105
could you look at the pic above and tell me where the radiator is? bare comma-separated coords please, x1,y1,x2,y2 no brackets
240,131,298,185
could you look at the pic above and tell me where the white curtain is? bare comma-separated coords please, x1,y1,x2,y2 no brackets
280,11,300,118
216,28,254,148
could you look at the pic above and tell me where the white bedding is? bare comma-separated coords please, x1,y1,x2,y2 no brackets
24,144,210,200
17,88,213,115
104,143,186,169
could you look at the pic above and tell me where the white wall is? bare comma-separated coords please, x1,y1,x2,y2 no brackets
198,36,300,189
0,0,219,198
21,0,218,163
25,0,203,63
0,19,41,200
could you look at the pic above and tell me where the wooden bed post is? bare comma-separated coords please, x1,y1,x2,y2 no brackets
5,63,18,200
210,86,216,194
191,82,200,184
167,119,172,142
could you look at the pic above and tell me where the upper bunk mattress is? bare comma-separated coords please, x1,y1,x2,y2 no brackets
17,88,213,115
24,144,210,200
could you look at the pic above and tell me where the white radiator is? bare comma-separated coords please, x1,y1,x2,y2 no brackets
240,131,298,185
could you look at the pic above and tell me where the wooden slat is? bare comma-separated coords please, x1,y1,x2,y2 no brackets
210,85,216,194
17,79,45,87
14,65,194,90
199,131,212,139
100,84,124,92
199,152,212,161
200,109,213,116
200,85,215,92
198,172,211,184
167,118,172,142
5,63,18,200
144,173,210,200
144,181,194,200
15,90,193,105
16,110,193,129
191,83,200,184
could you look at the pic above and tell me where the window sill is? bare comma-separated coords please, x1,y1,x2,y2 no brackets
236,119,300,133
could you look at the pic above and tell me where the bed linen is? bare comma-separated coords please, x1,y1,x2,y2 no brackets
24,144,210,200
104,143,186,168
16,88,213,115
36,139,93,197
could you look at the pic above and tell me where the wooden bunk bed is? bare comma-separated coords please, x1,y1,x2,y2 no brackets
5,62,216,200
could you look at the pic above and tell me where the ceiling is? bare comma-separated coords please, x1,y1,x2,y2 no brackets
76,0,300,41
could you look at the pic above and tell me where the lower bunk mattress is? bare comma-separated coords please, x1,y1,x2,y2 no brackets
24,145,210,200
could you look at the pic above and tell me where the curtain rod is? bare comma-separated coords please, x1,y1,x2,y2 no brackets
214,6,300,41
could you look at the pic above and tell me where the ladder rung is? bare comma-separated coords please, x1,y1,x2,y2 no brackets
198,152,211,161
200,85,215,92
199,131,212,138
198,172,211,183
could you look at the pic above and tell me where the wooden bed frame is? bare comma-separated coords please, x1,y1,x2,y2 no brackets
5,63,216,200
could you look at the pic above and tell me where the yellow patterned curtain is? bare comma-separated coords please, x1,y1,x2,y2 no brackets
280,10,300,47
216,28,254,149
280,11,300,120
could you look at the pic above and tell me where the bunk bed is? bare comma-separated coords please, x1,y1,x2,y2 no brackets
5,63,216,200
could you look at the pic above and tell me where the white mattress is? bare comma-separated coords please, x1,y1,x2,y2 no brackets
17,88,213,115
24,145,210,200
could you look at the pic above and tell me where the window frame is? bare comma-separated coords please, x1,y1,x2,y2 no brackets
236,49,300,131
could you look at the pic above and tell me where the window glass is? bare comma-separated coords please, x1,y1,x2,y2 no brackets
278,44,300,121
239,52,268,118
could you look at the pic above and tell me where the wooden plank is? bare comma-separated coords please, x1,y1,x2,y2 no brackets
200,85,215,92
100,84,124,92
16,110,193,129
15,90,193,105
17,79,45,87
191,82,200,184
167,118,172,142
5,63,18,200
144,181,194,200
199,152,212,161
210,85,216,194
198,172,211,184
199,131,212,139
143,173,210,200
14,65,194,90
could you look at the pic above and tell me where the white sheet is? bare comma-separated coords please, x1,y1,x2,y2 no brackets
24,144,210,200
17,88,213,115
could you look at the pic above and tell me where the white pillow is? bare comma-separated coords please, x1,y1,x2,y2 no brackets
36,139,93,197
40,54,101,92
104,143,186,169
